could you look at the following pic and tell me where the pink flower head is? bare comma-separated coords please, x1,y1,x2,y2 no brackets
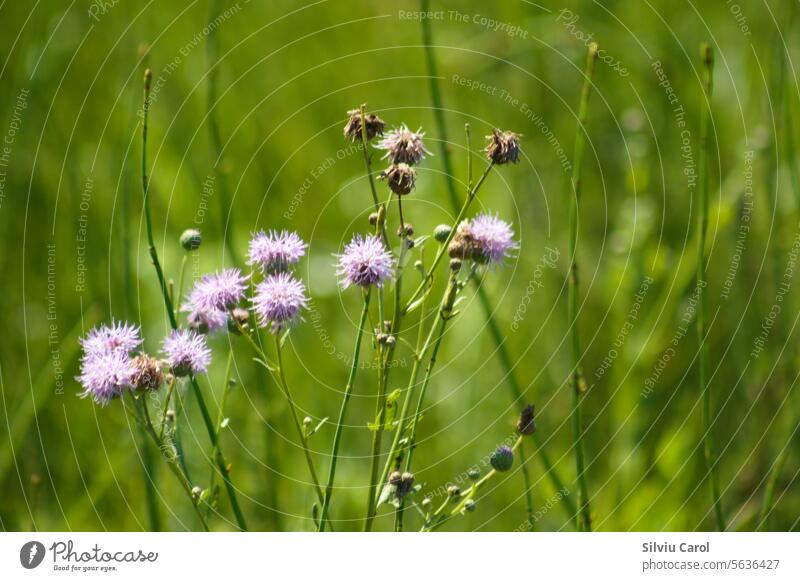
466,212,517,264
161,329,212,377
80,321,142,359
77,350,135,405
251,272,309,333
336,234,395,289
247,230,308,273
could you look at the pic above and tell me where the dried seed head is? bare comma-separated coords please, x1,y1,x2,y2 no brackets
389,471,403,486
447,484,461,498
490,445,515,472
368,212,379,226
433,224,452,243
380,163,416,196
396,472,415,498
180,228,203,251
485,129,521,165
131,354,164,392
397,223,414,237
343,107,386,142
376,124,430,165
516,404,536,436
449,258,462,273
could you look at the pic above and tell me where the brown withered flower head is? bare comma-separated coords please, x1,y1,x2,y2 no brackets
379,163,416,196
447,221,481,262
343,107,386,142
377,124,430,165
131,354,164,392
485,129,521,165
516,404,536,436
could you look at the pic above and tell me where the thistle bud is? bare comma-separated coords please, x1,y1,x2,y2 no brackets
490,445,514,472
379,163,416,196
131,354,164,391
433,224,451,243
228,307,250,334
464,499,476,512
180,228,203,251
389,471,403,486
449,258,462,273
516,404,536,436
467,467,481,481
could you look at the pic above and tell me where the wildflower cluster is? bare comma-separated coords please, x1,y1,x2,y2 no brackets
78,93,529,532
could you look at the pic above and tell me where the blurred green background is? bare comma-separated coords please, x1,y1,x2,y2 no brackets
1,0,798,531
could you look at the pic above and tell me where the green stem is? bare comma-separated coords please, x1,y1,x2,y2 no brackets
419,10,565,530
133,394,210,531
274,334,325,505
423,435,525,531
567,43,597,532
364,298,388,531
141,68,248,531
698,43,725,531
403,163,493,311
206,0,239,265
318,289,372,531
420,0,460,211
207,350,235,494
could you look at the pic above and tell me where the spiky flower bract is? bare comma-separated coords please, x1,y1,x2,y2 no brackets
376,124,430,165
336,234,395,288
251,272,309,333
247,230,307,274
80,321,142,359
485,129,521,165
161,329,212,377
77,350,135,405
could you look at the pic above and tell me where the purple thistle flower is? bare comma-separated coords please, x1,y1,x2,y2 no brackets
251,272,309,333
336,234,395,288
77,351,135,405
466,212,517,264
161,329,212,377
376,124,430,166
247,230,307,273
80,321,142,359
186,307,229,334
185,268,247,313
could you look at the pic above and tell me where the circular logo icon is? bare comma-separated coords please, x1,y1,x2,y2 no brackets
20,541,45,569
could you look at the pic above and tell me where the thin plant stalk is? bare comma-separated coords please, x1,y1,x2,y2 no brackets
207,349,235,494
419,4,567,530
403,162,494,311
230,317,326,505
206,0,239,265
131,394,210,531
422,434,525,532
568,43,598,532
318,289,372,531
698,43,725,531
141,69,248,531
274,334,326,505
